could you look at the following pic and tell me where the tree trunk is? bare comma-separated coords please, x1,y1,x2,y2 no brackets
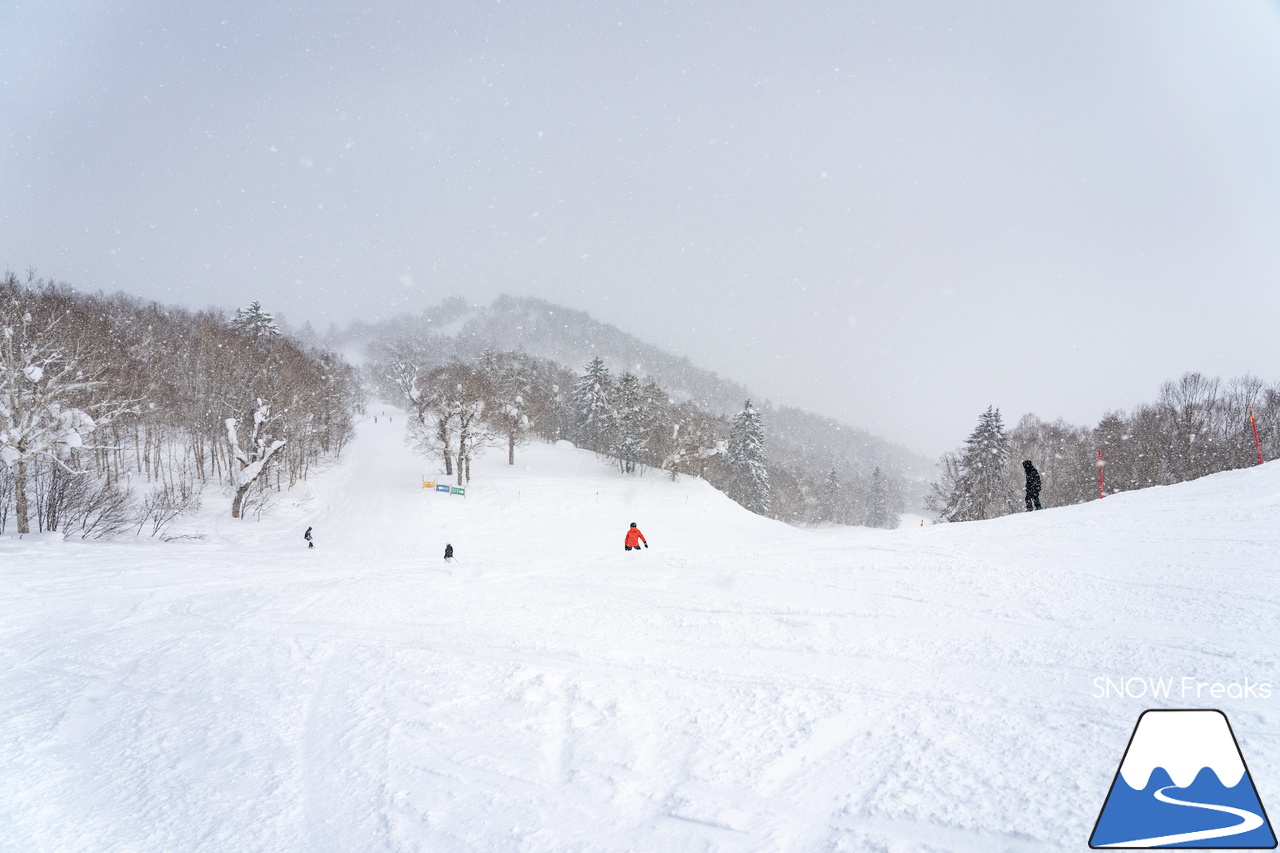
231,482,251,518
455,431,466,485
509,432,515,465
14,459,30,534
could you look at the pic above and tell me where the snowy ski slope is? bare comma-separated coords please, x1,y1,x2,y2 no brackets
2,409,1279,852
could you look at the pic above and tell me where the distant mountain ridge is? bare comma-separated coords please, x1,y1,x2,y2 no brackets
337,294,934,486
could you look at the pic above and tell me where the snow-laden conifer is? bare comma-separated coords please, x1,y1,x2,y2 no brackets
610,371,647,474
727,399,770,514
821,468,841,523
572,357,612,453
933,406,1015,522
232,301,280,338
864,466,899,528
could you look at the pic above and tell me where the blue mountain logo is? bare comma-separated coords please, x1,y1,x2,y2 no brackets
1091,709,1276,848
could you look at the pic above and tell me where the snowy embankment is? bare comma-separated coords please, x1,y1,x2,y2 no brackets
2,410,1279,852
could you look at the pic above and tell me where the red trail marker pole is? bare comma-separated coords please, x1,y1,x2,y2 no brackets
1097,450,1105,499
1251,407,1264,465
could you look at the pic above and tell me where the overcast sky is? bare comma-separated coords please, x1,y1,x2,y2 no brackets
3,1,1279,455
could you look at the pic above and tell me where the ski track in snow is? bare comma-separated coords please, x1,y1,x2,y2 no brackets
2,408,1280,851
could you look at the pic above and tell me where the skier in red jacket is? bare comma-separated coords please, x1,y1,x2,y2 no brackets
624,522,647,551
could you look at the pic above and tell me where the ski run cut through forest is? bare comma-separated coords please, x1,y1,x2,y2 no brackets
3,406,1280,852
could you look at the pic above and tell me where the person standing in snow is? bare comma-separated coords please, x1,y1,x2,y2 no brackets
305,526,314,548
444,543,454,562
1023,460,1043,512
624,522,647,551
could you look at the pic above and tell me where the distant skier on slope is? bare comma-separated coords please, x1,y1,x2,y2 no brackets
624,522,648,552
444,543,454,562
305,526,314,548
1023,460,1043,511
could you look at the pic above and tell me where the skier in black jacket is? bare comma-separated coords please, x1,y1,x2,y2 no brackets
1023,460,1043,511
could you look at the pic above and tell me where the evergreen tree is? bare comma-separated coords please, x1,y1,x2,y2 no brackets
726,399,771,514
610,372,647,474
639,377,670,470
933,406,1015,522
232,301,280,338
864,466,899,528
822,468,841,523
572,357,612,452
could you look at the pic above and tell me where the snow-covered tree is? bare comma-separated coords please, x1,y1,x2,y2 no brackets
610,371,647,474
545,380,572,442
394,360,494,485
726,399,770,514
0,304,128,533
639,377,671,470
390,357,454,476
864,466,899,528
232,301,280,338
390,357,448,480
821,468,841,523
225,399,286,518
932,406,1015,522
0,274,360,534
662,402,725,483
572,357,612,452
450,364,495,485
479,350,534,466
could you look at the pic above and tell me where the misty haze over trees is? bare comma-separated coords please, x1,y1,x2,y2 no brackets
359,298,913,526
931,372,1280,522
0,274,362,536
379,340,904,525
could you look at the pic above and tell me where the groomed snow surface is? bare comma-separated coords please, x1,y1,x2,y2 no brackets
3,409,1279,852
